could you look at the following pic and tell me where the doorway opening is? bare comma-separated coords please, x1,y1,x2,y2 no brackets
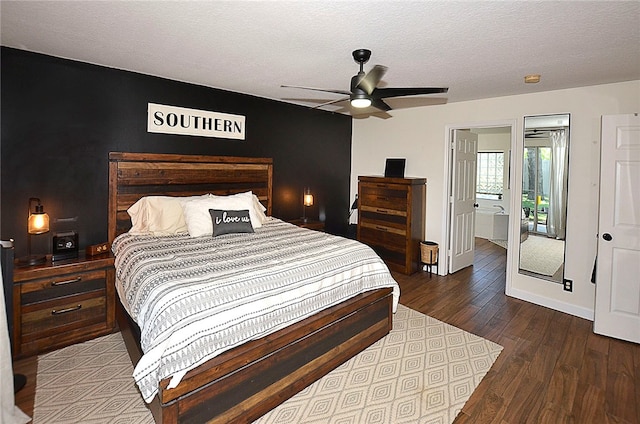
442,121,516,277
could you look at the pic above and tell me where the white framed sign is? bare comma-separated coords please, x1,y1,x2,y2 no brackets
147,103,246,140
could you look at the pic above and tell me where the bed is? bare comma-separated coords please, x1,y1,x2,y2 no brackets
108,152,399,423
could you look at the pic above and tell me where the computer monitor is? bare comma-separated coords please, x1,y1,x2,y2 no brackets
384,158,406,178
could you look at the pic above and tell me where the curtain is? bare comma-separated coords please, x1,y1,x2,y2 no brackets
547,129,568,239
1,261,31,424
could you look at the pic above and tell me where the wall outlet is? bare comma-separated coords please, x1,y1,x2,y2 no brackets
563,279,573,292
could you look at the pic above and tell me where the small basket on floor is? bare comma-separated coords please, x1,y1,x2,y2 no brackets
420,241,439,276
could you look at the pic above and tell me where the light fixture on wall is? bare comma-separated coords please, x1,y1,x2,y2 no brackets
17,198,50,266
302,188,314,223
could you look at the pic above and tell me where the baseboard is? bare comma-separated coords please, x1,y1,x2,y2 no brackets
505,286,594,321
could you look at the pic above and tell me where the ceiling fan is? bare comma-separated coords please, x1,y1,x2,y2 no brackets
281,49,448,113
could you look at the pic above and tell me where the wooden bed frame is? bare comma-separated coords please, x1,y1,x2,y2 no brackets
108,152,394,423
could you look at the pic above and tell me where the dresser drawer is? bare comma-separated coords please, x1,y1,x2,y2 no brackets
360,208,407,232
358,230,408,273
359,184,408,211
359,223,406,247
359,220,406,241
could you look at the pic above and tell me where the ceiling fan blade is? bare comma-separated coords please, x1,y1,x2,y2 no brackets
281,85,351,96
372,87,448,99
312,97,350,109
356,65,388,95
371,98,392,112
525,131,549,138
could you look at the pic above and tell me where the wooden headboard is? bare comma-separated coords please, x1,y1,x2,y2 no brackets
108,152,273,243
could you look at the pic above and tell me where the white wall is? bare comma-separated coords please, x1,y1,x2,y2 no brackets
351,80,640,319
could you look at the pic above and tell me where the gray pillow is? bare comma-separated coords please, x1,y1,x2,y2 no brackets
209,209,254,236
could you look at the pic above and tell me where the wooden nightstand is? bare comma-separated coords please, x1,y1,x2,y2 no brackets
12,253,116,358
288,219,325,231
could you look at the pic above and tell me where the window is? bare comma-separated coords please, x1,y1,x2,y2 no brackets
476,152,504,199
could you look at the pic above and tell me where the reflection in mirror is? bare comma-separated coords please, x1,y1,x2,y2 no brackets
519,114,570,282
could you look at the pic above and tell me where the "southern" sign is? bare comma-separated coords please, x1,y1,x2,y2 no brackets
147,103,245,140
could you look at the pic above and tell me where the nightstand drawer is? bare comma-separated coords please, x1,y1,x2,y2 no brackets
20,268,107,303
21,291,106,341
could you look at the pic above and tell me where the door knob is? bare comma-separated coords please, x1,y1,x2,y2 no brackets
602,233,613,241
473,203,479,208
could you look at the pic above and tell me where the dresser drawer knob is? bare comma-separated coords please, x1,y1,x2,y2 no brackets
51,305,82,315
375,226,388,232
51,277,82,286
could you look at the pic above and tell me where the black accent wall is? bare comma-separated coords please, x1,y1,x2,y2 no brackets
1,47,353,258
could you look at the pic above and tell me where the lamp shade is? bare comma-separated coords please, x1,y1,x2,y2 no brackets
28,202,50,234
28,205,50,234
303,192,314,207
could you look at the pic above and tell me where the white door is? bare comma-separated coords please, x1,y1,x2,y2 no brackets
449,130,478,273
594,113,640,343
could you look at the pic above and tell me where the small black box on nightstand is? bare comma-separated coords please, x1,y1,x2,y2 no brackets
52,231,79,261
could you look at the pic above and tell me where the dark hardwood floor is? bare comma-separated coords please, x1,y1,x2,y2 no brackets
394,238,639,424
12,238,640,423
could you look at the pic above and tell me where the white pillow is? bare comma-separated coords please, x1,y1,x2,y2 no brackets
252,194,268,224
127,196,188,235
178,193,210,207
183,192,263,237
211,192,267,227
127,194,211,235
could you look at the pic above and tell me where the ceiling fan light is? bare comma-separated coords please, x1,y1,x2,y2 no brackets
351,97,372,108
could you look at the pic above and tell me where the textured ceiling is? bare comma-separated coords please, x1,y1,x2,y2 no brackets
2,1,639,116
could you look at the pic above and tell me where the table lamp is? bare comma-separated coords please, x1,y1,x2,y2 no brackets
302,188,313,223
17,197,50,266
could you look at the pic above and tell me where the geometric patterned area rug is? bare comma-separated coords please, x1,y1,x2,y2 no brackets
256,305,503,424
34,305,502,424
33,333,154,424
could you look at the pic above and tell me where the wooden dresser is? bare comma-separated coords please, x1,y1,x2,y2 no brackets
12,254,116,358
357,176,426,275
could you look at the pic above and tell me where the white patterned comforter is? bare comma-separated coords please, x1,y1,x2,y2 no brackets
112,218,400,403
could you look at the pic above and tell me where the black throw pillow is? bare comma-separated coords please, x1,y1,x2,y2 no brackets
209,209,254,236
